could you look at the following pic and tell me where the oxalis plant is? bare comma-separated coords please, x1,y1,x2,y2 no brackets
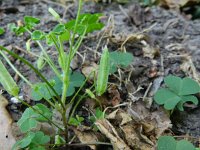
154,75,200,149
0,0,112,149
154,75,200,111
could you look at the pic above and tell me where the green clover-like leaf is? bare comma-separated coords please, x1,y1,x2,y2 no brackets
154,88,181,110
154,75,200,111
12,132,35,149
177,95,198,111
17,104,52,132
164,75,200,95
109,51,134,73
31,71,85,101
176,140,195,150
12,131,49,150
65,13,104,35
24,16,40,29
31,30,45,40
31,131,50,145
157,136,176,150
157,136,196,150
52,24,65,35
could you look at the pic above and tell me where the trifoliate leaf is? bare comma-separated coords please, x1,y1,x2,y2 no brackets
154,75,200,111
109,51,133,73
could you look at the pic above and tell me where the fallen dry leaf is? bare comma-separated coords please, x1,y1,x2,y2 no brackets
95,119,131,150
159,0,198,9
121,123,153,150
0,95,16,150
72,127,100,150
128,101,172,138
141,40,159,59
108,85,121,106
82,62,98,81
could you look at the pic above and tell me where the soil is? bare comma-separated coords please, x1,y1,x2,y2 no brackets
1,0,200,149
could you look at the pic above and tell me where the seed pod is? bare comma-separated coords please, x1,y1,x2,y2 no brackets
48,7,60,20
86,89,95,99
96,46,110,96
0,60,19,96
37,54,46,70
26,39,31,51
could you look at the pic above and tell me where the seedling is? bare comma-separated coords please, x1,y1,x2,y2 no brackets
154,75,200,111
0,0,106,149
157,136,196,150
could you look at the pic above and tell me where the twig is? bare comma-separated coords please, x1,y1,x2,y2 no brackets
142,82,152,101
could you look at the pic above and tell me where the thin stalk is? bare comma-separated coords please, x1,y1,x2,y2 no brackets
59,0,83,144
61,0,83,105
68,84,95,121
71,28,87,59
0,51,32,86
36,41,61,78
49,34,61,55
66,71,94,111
69,0,82,57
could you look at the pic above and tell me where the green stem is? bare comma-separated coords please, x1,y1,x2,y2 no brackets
68,84,95,121
61,0,83,105
59,0,83,144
